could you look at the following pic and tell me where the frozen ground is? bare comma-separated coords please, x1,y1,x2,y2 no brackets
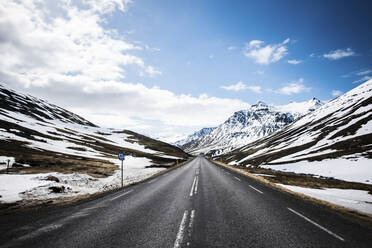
0,156,164,204
277,184,372,216
262,157,372,184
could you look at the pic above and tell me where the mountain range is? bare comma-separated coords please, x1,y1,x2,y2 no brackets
179,98,324,156
217,79,372,184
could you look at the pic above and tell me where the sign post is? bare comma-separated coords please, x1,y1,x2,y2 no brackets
118,152,125,187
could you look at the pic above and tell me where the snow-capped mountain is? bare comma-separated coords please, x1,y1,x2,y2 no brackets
181,99,323,156
219,80,372,184
182,101,294,156
174,127,216,147
276,97,324,119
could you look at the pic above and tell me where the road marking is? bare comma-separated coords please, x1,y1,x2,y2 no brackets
174,210,189,248
234,176,241,181
110,190,133,201
194,177,199,195
16,224,63,242
249,185,263,194
287,207,344,242
189,177,197,197
147,178,157,184
188,210,195,231
226,171,231,174
187,209,196,246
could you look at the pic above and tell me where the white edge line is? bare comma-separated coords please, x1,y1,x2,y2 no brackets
110,189,133,201
287,207,344,242
249,185,263,194
173,210,189,248
234,176,241,181
189,177,197,197
147,179,157,184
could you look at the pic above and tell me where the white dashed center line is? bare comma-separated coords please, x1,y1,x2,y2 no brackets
249,185,263,194
174,210,189,248
190,177,197,197
194,177,199,195
234,176,241,181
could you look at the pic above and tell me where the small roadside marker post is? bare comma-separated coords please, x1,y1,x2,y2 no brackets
118,152,125,187
6,159,10,174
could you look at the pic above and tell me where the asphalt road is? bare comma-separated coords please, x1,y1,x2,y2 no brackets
1,156,372,247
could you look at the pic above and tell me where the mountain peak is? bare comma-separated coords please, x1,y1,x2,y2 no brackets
250,101,269,111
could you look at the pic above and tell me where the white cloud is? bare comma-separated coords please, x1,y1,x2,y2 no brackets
277,78,311,95
0,0,158,89
227,46,237,50
323,48,355,60
255,70,265,75
32,80,250,127
220,82,261,93
144,66,162,77
246,86,262,93
331,90,342,97
352,76,372,84
244,38,290,65
0,0,252,131
287,59,302,65
356,70,372,76
309,53,315,58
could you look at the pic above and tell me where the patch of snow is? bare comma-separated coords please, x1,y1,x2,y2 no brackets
0,174,51,202
277,184,372,215
251,173,276,177
263,157,372,184
0,156,165,203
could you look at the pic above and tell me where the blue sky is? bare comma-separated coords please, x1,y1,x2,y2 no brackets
1,0,371,141
110,0,372,103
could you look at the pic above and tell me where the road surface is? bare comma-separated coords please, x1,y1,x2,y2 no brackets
1,156,371,247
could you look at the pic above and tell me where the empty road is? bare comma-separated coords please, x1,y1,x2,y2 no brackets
1,156,372,247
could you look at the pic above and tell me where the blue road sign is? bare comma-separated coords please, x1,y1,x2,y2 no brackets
118,152,125,161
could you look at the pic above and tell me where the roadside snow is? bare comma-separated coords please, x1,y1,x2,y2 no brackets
277,184,372,216
251,173,276,177
0,174,51,202
0,156,15,170
0,156,165,204
263,157,372,184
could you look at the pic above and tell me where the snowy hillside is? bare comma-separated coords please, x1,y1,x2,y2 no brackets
0,84,189,205
275,98,324,119
182,99,322,156
174,127,216,147
220,80,372,184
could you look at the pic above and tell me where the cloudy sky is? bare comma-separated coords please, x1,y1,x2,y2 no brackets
1,0,372,141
